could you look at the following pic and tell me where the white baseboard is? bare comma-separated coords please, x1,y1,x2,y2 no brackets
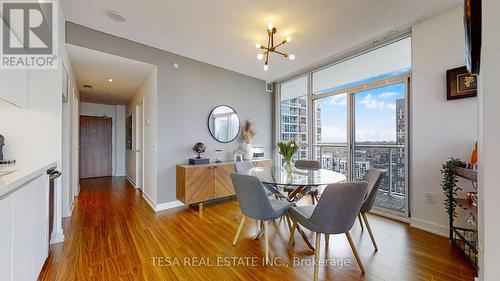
141,191,184,212
125,176,138,189
156,200,184,212
50,231,65,244
410,218,448,237
142,191,156,211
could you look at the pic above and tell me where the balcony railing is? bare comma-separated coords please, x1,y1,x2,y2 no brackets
315,143,406,197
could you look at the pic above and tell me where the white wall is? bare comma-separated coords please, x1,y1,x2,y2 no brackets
126,68,157,207
479,0,500,279
79,102,126,176
411,7,478,236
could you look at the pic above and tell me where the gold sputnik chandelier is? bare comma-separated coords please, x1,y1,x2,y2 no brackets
255,23,295,71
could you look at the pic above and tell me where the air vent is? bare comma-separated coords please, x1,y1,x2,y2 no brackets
265,82,273,93
82,84,93,91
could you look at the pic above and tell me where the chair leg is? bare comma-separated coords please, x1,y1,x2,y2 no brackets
311,194,315,205
325,234,330,248
313,232,321,281
361,212,378,251
346,232,365,274
358,213,364,231
232,215,246,245
284,215,293,234
288,219,297,249
264,220,269,266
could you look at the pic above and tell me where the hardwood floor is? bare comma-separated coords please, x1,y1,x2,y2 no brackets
39,177,476,281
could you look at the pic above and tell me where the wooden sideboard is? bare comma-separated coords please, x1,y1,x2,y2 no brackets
176,159,272,210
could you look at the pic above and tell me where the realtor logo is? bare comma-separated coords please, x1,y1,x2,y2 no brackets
1,0,58,69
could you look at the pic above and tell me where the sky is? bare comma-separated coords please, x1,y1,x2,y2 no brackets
318,83,405,143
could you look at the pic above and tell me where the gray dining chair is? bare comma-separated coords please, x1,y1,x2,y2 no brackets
284,160,321,204
234,161,279,197
358,169,385,251
234,161,254,173
230,173,293,265
288,181,368,280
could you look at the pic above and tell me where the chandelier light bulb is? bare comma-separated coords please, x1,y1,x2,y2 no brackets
286,36,292,43
255,43,261,49
289,54,295,60
257,53,264,60
267,22,273,31
263,64,269,71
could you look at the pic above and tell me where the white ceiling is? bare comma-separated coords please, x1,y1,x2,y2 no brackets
66,44,155,105
62,0,461,82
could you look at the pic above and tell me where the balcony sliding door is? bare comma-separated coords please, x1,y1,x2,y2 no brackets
353,82,407,214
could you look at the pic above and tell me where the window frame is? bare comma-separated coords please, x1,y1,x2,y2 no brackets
275,35,412,219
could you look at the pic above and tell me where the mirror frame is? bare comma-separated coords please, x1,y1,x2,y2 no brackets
207,105,240,143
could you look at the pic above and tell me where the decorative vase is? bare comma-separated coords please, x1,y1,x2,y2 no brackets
243,143,253,160
284,159,294,174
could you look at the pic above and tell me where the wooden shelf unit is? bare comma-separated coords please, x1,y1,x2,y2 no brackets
449,166,478,271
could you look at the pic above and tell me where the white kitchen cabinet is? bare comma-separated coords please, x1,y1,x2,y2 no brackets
0,173,50,281
0,195,13,281
12,180,35,281
0,21,28,108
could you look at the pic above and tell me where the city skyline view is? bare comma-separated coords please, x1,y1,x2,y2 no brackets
317,83,406,144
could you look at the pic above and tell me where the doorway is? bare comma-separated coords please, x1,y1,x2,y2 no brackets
79,115,113,178
135,100,144,190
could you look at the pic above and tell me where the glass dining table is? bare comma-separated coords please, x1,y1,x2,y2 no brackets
242,166,347,202
240,166,347,250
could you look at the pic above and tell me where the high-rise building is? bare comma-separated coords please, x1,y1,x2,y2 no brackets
392,98,405,195
280,96,321,160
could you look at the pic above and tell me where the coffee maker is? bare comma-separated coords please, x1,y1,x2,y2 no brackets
0,134,16,165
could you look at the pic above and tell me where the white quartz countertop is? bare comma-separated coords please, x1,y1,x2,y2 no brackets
0,161,57,199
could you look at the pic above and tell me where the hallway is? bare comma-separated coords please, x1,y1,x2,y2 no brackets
39,177,475,281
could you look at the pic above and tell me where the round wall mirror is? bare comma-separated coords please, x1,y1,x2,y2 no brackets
208,105,240,143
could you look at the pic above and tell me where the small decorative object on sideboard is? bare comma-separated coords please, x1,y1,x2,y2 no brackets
252,147,265,159
215,149,223,163
446,66,477,100
241,120,256,160
189,142,209,165
233,150,243,162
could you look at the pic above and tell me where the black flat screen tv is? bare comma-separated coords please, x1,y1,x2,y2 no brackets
464,0,481,75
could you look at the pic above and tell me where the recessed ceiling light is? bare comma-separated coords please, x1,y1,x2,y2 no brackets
107,78,113,83
105,9,126,22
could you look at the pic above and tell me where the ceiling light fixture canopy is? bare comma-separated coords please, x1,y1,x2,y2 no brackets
256,23,295,71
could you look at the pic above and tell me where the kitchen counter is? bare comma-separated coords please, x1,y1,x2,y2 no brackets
0,161,57,200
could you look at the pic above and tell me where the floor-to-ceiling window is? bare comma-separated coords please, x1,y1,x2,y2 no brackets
278,36,411,217
279,76,310,161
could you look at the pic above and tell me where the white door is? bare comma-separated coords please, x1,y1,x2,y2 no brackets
136,100,144,190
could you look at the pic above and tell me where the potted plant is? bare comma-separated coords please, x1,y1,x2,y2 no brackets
242,120,256,160
441,158,463,219
277,139,300,173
